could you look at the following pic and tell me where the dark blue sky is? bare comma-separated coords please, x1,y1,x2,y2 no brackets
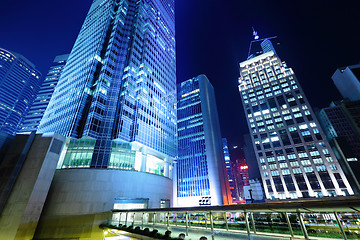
0,0,359,148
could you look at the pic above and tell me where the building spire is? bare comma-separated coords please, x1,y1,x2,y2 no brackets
252,27,259,40
247,28,278,59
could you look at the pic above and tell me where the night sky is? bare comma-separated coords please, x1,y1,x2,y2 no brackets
1,0,359,148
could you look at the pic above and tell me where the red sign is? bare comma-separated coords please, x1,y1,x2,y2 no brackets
240,165,248,170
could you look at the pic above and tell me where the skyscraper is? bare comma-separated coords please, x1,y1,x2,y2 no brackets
38,0,176,179
38,0,176,168
176,75,231,206
0,48,41,135
19,54,69,133
238,38,354,200
332,64,360,101
222,138,238,202
318,100,360,192
35,0,176,238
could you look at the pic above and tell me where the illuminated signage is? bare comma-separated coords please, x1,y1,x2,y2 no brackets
240,165,249,170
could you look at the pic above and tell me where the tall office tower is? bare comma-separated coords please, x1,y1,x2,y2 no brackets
318,100,360,192
176,75,231,207
222,138,238,202
332,64,360,101
243,133,261,179
229,146,249,201
35,0,176,239
19,54,69,133
238,39,354,200
0,48,41,135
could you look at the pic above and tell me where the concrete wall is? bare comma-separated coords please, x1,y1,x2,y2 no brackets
35,169,173,240
0,133,65,240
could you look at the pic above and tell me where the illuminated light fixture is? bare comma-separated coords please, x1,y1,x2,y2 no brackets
252,27,259,40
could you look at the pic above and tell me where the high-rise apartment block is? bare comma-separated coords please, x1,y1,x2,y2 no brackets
176,75,231,206
332,64,360,101
238,39,354,200
19,54,69,133
34,0,176,238
0,48,41,135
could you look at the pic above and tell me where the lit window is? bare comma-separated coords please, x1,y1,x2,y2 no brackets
282,169,290,175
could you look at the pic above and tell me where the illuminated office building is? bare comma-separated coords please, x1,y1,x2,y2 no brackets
222,138,237,202
318,100,360,192
35,0,176,238
176,75,231,207
238,39,354,200
0,48,41,135
19,54,69,133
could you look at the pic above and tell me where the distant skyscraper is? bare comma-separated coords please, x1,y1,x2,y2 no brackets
332,64,360,101
176,75,231,206
0,48,41,135
19,54,69,133
229,145,249,202
243,133,261,179
238,39,354,200
318,100,360,192
34,0,176,238
222,138,237,202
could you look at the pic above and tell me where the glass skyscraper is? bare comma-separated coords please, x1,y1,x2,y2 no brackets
34,1,176,238
38,0,176,173
19,54,69,133
222,138,238,202
176,75,231,206
332,63,360,101
238,39,354,200
0,48,41,135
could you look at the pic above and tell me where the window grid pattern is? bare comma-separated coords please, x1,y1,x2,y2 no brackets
238,50,354,200
0,48,41,135
38,0,176,171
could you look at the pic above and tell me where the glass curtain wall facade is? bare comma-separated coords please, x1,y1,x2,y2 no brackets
318,101,360,192
38,0,176,178
222,138,238,202
19,54,69,133
0,48,41,135
238,40,354,200
177,75,231,206
332,64,360,101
